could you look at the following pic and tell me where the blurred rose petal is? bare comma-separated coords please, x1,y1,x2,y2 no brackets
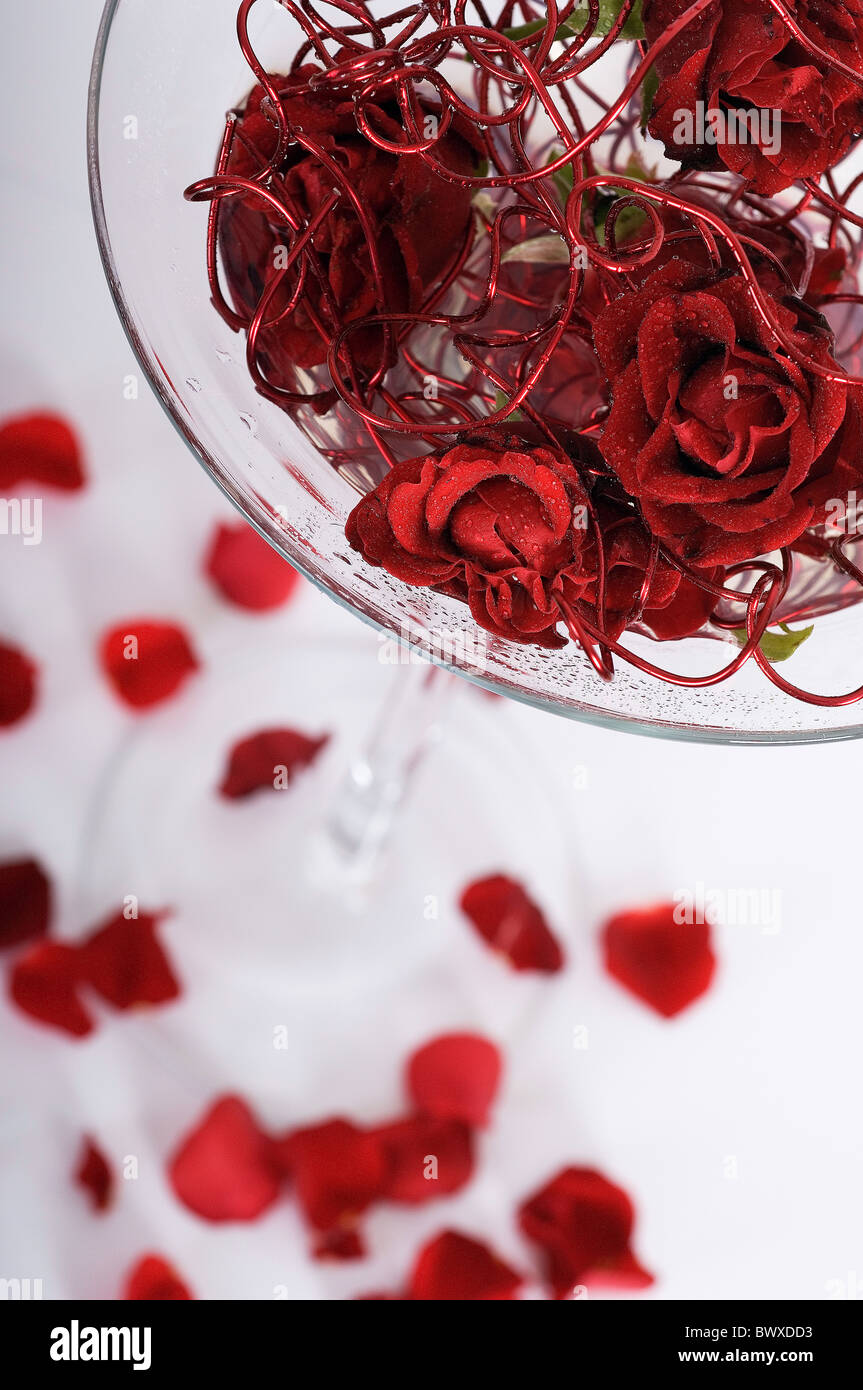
206,521,300,611
0,640,37,728
519,1166,653,1299
218,727,329,799
0,857,51,950
408,1230,522,1301
0,412,84,491
78,910,180,1010
407,1033,502,1127
602,901,717,1017
125,1254,193,1300
169,1096,282,1223
75,1137,113,1212
8,942,92,1037
460,873,564,972
99,621,199,709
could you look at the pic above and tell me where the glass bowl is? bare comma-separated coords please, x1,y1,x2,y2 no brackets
88,0,863,743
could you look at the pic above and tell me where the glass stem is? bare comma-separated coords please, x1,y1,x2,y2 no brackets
319,660,454,883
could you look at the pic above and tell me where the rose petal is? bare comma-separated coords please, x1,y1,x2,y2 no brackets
459,874,564,972
75,1137,113,1212
78,910,180,1011
408,1231,522,1301
99,621,199,709
0,857,51,950
169,1096,282,1222
8,942,92,1037
0,412,84,491
205,521,301,611
373,1115,474,1203
125,1255,193,1300
519,1166,653,1299
278,1118,387,1235
218,727,330,799
602,901,717,1017
0,640,37,727
407,1033,502,1127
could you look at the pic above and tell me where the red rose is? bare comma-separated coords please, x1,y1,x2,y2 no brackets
644,0,863,196
593,258,863,565
347,440,720,647
219,69,479,381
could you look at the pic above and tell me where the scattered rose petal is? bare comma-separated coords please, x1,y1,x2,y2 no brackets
75,1137,113,1212
602,901,717,1017
460,874,564,973
169,1096,281,1222
0,412,84,491
78,911,180,1011
205,521,300,611
99,621,199,709
125,1255,193,1300
0,857,51,950
407,1033,502,1127
314,1227,366,1261
218,727,330,799
0,640,37,728
278,1118,386,1237
8,942,92,1037
519,1166,653,1299
408,1231,522,1301
373,1116,474,1203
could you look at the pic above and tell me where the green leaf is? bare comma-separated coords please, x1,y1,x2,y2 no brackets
493,389,523,421
552,159,574,204
640,63,659,131
732,622,814,663
501,233,570,265
503,0,645,44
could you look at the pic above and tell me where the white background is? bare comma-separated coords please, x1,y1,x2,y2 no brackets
0,0,861,1301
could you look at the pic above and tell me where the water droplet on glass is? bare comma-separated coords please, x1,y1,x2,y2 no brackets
185,377,202,392
216,349,233,364
240,413,257,435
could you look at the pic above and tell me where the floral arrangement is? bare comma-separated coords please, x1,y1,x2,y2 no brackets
188,0,863,705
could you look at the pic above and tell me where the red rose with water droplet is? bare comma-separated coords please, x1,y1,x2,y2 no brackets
0,858,51,950
407,1033,502,1128
519,1167,653,1299
9,942,92,1037
77,911,180,1011
459,873,564,972
0,640,37,727
170,1096,282,1222
125,1255,193,1300
644,0,863,196
594,258,863,565
75,1137,113,1212
347,440,721,648
408,1231,523,1301
277,1118,387,1243
602,900,717,1017
218,727,330,798
205,521,300,610
99,621,199,709
220,68,481,381
372,1116,474,1203
0,412,84,491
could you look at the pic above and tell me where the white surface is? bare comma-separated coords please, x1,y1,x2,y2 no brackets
0,1,861,1301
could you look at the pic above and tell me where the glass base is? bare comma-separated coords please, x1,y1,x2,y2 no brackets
72,635,578,1105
